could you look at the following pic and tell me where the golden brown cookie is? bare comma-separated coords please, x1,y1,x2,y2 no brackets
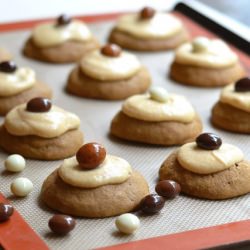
211,101,250,133
0,81,52,116
0,125,83,160
108,28,189,51
170,62,246,87
159,151,250,199
66,66,151,100
23,38,99,64
41,169,149,217
110,111,202,145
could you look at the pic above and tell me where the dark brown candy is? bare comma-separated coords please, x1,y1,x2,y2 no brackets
235,77,250,92
76,143,106,169
0,61,17,73
140,194,165,214
26,97,52,112
155,180,181,199
101,44,122,57
49,214,76,235
57,14,71,26
196,133,222,150
0,203,14,222
140,7,156,20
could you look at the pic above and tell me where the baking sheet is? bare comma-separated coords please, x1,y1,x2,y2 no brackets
0,19,250,250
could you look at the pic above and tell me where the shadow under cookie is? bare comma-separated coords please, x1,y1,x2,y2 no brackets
159,151,250,199
211,101,250,133
66,66,151,100
108,28,189,51
40,170,149,218
110,111,202,146
0,126,83,160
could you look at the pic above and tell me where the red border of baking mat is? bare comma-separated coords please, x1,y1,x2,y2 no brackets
0,193,49,250
0,9,249,250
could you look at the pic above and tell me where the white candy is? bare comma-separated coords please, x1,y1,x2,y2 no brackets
192,36,210,53
115,213,140,234
149,86,169,103
11,177,33,197
4,154,26,172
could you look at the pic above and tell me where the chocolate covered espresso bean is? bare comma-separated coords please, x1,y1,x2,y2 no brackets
26,97,52,112
196,133,222,150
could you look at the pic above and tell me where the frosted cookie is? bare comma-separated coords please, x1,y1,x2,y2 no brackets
159,133,250,199
66,44,151,100
212,77,250,133
170,37,246,87
0,48,12,61
0,98,83,160
23,14,99,63
40,143,149,217
0,61,52,115
108,7,189,51
110,86,202,145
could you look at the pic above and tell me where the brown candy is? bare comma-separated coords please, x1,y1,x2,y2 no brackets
0,61,17,73
76,143,106,169
155,180,181,199
57,14,71,26
101,44,122,57
48,214,76,235
235,77,250,92
0,203,14,222
140,194,165,214
140,7,156,20
196,133,222,150
26,97,52,113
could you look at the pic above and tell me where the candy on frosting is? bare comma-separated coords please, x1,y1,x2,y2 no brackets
32,20,92,48
80,49,141,81
4,103,80,138
149,86,169,103
122,93,195,123
220,83,250,113
58,154,132,188
115,13,183,39
174,38,238,68
0,68,35,97
177,142,244,174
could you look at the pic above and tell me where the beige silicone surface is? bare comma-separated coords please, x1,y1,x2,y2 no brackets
0,21,250,250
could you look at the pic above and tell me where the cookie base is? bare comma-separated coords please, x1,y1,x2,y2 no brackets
110,111,202,146
23,38,99,63
0,81,52,116
41,170,149,218
212,101,250,133
0,126,83,160
66,66,151,100
159,151,250,199
170,62,246,87
108,28,189,51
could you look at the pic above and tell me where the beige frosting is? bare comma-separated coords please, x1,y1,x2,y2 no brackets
122,93,195,123
4,104,80,138
174,38,238,68
115,13,183,39
220,83,250,113
177,142,244,174
32,20,92,48
0,68,36,97
80,50,141,81
58,154,132,188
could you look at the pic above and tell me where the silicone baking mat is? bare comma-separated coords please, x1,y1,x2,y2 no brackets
0,4,250,250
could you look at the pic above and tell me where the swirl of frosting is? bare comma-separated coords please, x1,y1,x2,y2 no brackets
220,84,250,113
80,49,141,81
122,93,195,123
58,154,132,188
32,20,92,48
4,103,80,138
0,68,35,97
174,39,238,68
177,142,244,174
115,13,183,39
